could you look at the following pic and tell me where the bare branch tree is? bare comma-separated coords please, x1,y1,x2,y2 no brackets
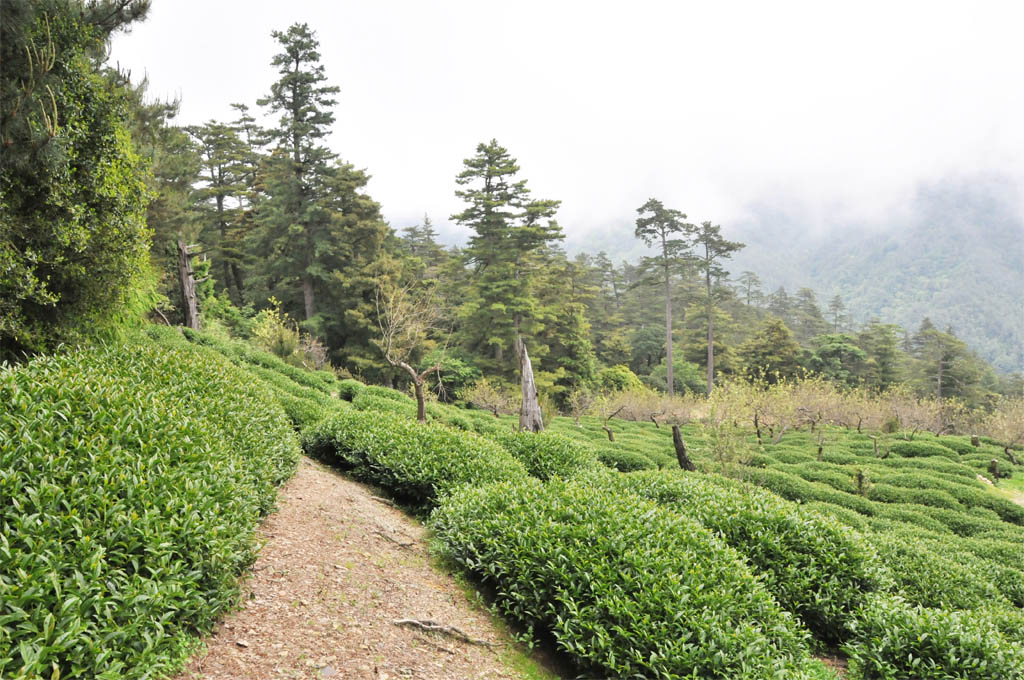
375,283,447,423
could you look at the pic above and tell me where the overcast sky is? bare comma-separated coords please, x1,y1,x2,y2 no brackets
109,0,1024,249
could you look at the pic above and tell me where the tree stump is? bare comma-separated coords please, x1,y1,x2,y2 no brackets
517,338,543,433
970,435,980,447
989,459,1000,479
672,425,696,472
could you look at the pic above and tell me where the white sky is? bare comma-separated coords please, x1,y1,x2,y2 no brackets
110,0,1024,248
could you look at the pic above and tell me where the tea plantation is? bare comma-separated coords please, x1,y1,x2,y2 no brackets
3,328,1023,678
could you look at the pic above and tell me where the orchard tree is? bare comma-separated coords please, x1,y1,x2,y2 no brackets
634,198,693,398
375,282,446,423
692,221,743,394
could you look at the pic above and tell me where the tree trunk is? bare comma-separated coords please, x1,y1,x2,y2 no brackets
665,265,674,399
1007,448,1019,466
177,240,200,331
989,459,1000,479
672,425,696,471
302,276,316,320
971,435,980,447
602,426,615,442
754,413,763,446
706,269,714,396
517,337,543,432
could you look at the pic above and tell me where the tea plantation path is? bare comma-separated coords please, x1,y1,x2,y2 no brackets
174,456,533,680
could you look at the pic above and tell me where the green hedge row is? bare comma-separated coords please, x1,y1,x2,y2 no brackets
491,431,601,481
843,595,1024,679
0,339,300,679
430,477,823,680
300,408,526,511
604,470,886,643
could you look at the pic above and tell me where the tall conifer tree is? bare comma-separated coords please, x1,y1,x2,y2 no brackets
634,198,693,398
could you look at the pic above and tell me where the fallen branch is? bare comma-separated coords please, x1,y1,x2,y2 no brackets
393,619,495,648
375,529,415,549
370,495,397,508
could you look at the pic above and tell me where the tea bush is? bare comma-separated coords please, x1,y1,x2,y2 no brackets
352,392,418,418
301,408,526,511
431,478,820,680
605,470,886,642
872,534,1008,610
337,378,365,401
491,431,600,480
843,595,1024,679
0,339,300,678
360,384,414,402
889,440,960,461
593,446,658,472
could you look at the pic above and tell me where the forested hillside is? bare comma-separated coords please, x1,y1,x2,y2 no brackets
729,180,1024,373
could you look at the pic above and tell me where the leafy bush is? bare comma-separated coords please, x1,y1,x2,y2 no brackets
867,483,963,511
606,470,886,642
337,378,365,401
843,595,1024,679
873,534,1009,610
742,467,878,516
593,446,658,472
431,478,819,679
360,384,414,403
301,408,526,511
889,440,960,461
352,392,418,418
0,339,300,678
492,431,600,481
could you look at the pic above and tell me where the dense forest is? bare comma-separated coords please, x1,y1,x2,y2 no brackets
3,7,1019,413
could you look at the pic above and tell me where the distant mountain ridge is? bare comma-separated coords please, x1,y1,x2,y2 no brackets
729,179,1024,373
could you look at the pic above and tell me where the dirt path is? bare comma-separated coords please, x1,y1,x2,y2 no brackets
174,457,532,680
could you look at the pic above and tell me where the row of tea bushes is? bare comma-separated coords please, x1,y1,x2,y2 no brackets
843,595,1024,680
600,470,887,643
145,326,339,429
300,408,527,512
429,477,828,680
0,339,301,679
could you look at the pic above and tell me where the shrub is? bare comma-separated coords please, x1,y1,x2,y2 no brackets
742,467,878,516
889,440,960,461
301,408,526,511
0,339,300,679
337,378,365,401
352,392,418,418
867,483,963,511
431,478,818,680
873,534,1009,610
492,431,601,481
360,384,415,403
607,470,886,643
843,595,1024,680
593,446,658,472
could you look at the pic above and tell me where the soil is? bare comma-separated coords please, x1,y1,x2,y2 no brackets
173,457,528,680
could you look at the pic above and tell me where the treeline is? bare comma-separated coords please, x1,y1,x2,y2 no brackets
2,9,1019,410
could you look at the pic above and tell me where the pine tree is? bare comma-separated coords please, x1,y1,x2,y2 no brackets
451,139,562,372
692,221,743,394
188,120,251,304
634,198,693,398
256,22,340,321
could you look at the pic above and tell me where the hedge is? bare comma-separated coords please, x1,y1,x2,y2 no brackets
491,431,601,481
843,595,1024,679
300,408,526,511
431,478,820,679
889,440,960,461
605,470,886,643
0,339,300,679
336,378,364,401
872,533,1009,610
